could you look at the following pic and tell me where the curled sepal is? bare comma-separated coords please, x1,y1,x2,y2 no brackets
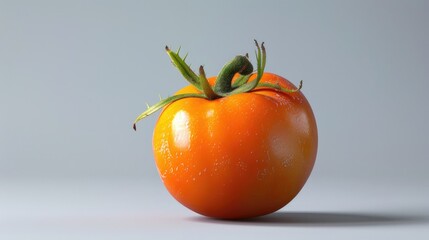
214,55,253,95
227,41,266,95
166,46,202,90
256,80,303,93
133,93,207,130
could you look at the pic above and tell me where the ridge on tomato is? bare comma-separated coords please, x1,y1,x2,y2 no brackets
134,41,317,219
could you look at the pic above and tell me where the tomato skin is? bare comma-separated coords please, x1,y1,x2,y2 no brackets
152,72,317,219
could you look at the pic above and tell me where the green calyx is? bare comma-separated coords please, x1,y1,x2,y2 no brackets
133,40,302,130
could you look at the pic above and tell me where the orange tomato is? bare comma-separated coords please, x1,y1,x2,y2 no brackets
152,72,317,219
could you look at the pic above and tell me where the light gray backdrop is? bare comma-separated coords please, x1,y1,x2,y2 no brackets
1,0,428,239
1,0,427,181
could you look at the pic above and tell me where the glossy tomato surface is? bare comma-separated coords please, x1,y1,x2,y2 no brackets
152,72,318,219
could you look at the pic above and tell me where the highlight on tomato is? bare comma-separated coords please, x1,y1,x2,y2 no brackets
133,41,318,219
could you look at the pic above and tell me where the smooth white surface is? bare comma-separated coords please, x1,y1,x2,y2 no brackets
1,177,428,240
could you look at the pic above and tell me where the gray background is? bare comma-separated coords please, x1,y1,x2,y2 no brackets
1,0,428,239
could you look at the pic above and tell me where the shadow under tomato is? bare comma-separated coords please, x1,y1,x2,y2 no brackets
187,211,428,227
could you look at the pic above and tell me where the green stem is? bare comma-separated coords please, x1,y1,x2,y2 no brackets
133,41,303,131
214,55,253,95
